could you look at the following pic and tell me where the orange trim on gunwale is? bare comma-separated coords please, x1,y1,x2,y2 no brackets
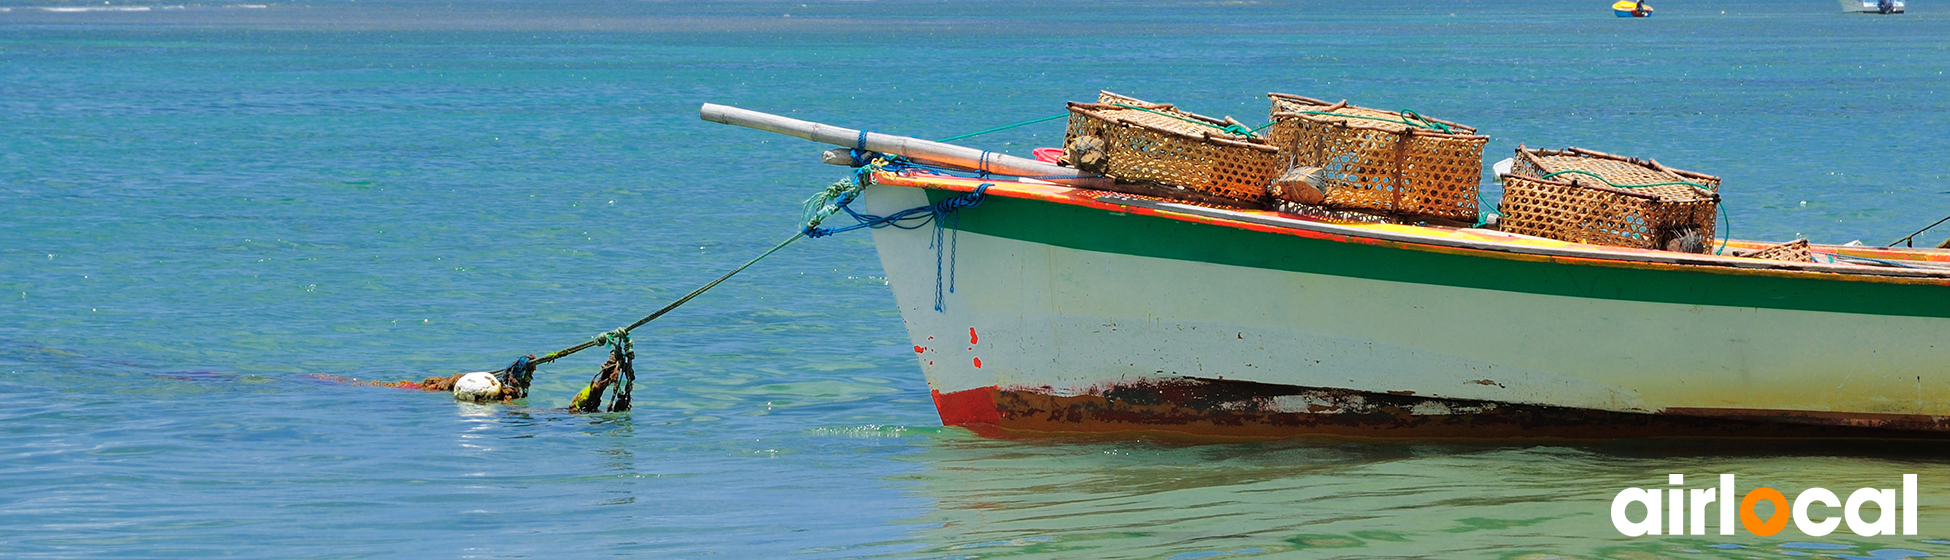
871,171,1950,285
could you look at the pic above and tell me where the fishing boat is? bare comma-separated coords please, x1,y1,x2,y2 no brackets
703,104,1950,440
1613,0,1653,17
1841,0,1904,13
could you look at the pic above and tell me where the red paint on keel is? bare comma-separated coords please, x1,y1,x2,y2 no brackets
931,387,1002,426
969,327,979,345
913,345,925,354
972,357,983,368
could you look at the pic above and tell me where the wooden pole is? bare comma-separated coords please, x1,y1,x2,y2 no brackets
700,103,1111,189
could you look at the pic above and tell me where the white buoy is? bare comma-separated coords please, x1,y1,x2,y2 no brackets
451,371,503,403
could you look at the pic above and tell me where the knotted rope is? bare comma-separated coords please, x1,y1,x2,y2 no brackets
803,157,991,311
571,328,634,412
496,355,537,400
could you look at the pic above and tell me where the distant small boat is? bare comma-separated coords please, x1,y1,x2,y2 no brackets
1841,0,1904,13
1613,0,1653,17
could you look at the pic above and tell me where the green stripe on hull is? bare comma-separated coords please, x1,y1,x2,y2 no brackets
934,191,1950,319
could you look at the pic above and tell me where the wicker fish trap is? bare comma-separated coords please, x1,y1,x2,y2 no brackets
1262,93,1489,222
1743,239,1816,262
1508,145,1722,192
1064,91,1282,202
1498,174,1719,250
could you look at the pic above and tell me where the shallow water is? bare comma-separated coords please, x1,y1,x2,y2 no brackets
5,0,1950,557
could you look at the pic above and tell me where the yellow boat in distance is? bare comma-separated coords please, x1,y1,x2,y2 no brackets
1613,0,1653,17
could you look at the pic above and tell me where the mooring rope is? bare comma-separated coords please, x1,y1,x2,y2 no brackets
571,329,634,412
495,355,536,400
526,230,809,371
475,157,989,407
460,122,1030,407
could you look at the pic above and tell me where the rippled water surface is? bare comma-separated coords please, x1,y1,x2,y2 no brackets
6,0,1950,557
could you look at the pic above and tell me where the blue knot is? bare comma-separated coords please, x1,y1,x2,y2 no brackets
496,354,536,398
802,181,992,312
847,148,874,167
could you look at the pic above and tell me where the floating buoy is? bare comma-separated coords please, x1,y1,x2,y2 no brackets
451,371,503,403
1612,0,1652,17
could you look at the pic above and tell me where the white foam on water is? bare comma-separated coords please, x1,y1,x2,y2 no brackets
38,6,153,11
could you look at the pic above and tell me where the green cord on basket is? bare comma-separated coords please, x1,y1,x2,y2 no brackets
1715,204,1731,255
1474,191,1504,228
1540,169,1710,190
1293,109,1454,134
934,112,1071,143
1110,103,1261,138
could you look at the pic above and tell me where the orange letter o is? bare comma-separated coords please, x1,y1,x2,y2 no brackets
1740,488,1790,536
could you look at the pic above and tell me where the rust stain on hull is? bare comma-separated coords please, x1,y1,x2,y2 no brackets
956,378,1950,440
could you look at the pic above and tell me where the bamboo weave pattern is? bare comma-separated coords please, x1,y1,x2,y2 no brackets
1746,239,1816,262
1499,174,1719,250
1509,145,1722,191
1262,93,1488,221
1064,91,1281,201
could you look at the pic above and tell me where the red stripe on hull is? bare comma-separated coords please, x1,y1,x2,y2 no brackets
931,387,1002,426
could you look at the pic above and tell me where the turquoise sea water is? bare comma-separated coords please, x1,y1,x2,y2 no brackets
6,0,1950,557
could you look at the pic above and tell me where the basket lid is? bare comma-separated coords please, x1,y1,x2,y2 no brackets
1267,92,1479,136
1076,91,1265,142
1515,145,1721,191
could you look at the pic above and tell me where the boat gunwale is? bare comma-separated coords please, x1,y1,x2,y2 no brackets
871,171,1950,285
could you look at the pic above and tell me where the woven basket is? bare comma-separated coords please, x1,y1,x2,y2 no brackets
1508,145,1722,191
1262,93,1489,222
1744,239,1815,262
1065,91,1282,201
1499,174,1719,250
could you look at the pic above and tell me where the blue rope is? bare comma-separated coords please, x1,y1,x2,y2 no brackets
494,355,535,399
804,183,990,238
806,182,991,312
931,185,991,311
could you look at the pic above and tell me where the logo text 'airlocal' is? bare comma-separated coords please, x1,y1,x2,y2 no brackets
1612,475,1916,537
